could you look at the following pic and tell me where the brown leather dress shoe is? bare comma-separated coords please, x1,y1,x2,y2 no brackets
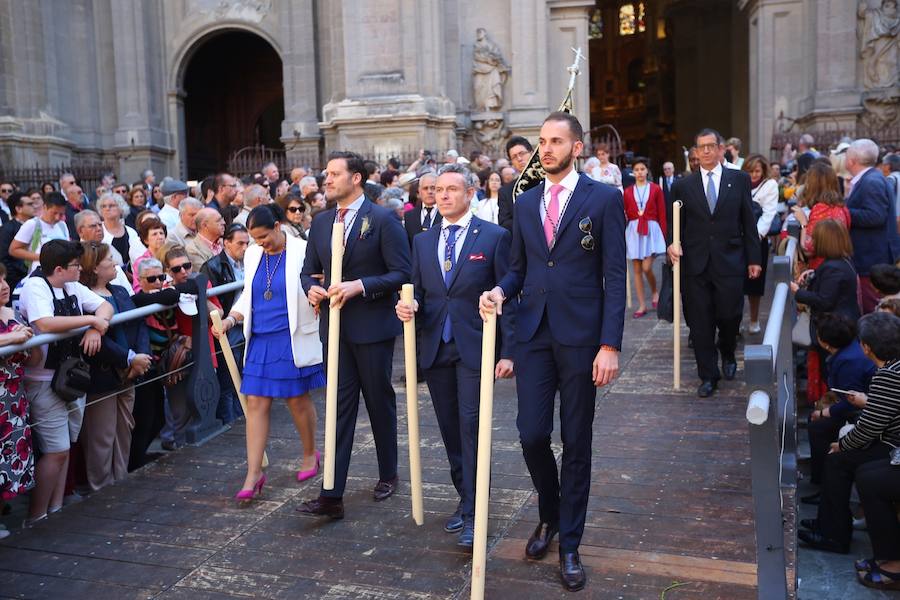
525,522,558,560
373,476,399,501
296,496,344,520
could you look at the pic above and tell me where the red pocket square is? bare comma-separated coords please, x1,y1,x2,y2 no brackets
468,253,486,261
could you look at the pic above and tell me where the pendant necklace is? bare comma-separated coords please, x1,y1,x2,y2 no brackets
263,248,284,301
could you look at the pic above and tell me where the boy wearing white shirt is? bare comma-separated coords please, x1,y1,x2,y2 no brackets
19,240,113,526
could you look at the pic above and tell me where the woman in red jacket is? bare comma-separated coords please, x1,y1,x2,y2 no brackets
624,158,667,317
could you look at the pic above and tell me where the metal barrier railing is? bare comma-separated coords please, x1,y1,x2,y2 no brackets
744,232,799,600
3,276,244,444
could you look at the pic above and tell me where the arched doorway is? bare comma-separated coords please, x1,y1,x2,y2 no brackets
588,0,748,172
182,30,284,179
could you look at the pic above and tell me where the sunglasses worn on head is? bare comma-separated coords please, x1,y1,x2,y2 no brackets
143,274,166,283
170,262,192,273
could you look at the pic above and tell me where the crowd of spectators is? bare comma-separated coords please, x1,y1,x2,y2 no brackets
0,133,899,592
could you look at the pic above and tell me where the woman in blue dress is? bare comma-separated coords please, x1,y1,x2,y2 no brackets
217,205,325,505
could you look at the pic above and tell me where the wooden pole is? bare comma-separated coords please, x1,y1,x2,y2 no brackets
673,200,682,390
401,284,424,526
625,256,633,309
210,311,268,469
323,222,345,490
471,311,497,600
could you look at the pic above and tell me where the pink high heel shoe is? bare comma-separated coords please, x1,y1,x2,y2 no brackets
297,450,321,482
235,474,266,506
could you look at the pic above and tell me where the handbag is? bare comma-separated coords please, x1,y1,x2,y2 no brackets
158,311,193,387
792,309,812,347
657,263,674,323
51,356,93,401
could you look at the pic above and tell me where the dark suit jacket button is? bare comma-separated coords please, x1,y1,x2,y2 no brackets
540,288,545,294
547,260,554,267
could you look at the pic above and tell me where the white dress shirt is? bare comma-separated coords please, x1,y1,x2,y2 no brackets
701,163,724,202
336,194,366,242
539,168,581,224
474,197,499,224
436,211,473,272
420,204,439,227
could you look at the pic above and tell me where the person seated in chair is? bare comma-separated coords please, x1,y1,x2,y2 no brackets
799,312,900,554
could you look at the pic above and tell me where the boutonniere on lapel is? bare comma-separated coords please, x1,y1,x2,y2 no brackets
358,216,372,240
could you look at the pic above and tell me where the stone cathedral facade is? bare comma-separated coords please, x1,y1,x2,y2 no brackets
0,0,895,181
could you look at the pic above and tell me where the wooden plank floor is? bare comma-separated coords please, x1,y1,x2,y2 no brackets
0,310,774,599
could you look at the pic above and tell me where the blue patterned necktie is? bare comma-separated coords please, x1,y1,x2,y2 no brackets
442,224,461,342
706,171,718,213
423,207,433,229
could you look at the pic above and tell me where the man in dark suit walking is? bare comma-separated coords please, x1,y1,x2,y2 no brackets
403,171,441,244
396,163,515,548
658,161,680,227
845,138,900,313
480,112,626,592
299,151,411,519
667,129,761,398
497,135,534,232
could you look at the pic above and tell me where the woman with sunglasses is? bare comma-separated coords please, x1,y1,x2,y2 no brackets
276,192,308,240
623,158,667,318
216,204,324,506
137,246,221,450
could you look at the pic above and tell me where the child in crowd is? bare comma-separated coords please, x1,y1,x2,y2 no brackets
18,240,114,526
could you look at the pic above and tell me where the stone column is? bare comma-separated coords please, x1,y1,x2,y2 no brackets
508,0,550,137
319,0,456,156
278,0,322,167
110,0,173,182
742,0,807,156
546,0,594,142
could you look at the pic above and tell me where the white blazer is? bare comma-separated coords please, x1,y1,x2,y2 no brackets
102,224,147,265
231,234,322,368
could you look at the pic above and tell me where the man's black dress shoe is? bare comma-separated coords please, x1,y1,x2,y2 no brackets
296,496,344,520
697,380,717,397
445,501,464,533
373,476,399,501
722,358,737,380
457,519,475,549
525,522,558,560
798,529,849,554
559,551,586,591
800,491,821,505
800,518,818,531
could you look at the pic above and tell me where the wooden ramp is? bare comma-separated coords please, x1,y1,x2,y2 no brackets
0,314,769,599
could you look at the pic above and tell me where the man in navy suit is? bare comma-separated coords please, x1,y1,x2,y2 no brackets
667,129,761,397
480,112,626,592
403,171,441,244
396,163,515,548
299,151,411,519
845,138,900,313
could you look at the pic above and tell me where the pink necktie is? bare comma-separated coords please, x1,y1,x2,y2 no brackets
544,184,564,248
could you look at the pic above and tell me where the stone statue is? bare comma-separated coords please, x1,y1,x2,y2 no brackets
473,118,510,156
858,0,900,89
472,28,510,111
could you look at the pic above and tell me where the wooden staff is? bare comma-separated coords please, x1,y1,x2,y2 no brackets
323,222,345,490
625,255,633,309
210,311,268,468
471,310,497,600
401,284,424,525
673,200,683,390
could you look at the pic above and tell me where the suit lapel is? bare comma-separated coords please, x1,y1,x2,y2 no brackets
714,168,733,216
446,218,482,290
527,191,550,258
552,175,590,251
342,200,370,266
